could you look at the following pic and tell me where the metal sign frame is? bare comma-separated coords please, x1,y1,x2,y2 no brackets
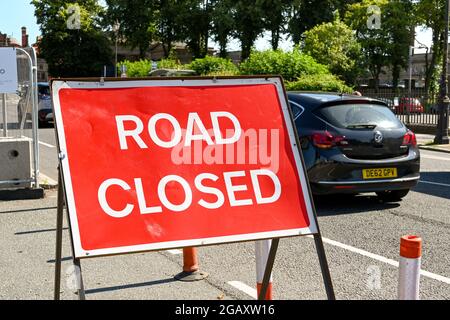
52,76,335,300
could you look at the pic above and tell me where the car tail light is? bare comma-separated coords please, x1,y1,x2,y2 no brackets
402,130,417,147
312,131,347,149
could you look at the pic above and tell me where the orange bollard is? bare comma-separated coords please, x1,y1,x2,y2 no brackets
183,247,199,273
174,247,208,282
398,235,422,300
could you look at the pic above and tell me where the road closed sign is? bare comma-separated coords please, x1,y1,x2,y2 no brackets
52,77,318,258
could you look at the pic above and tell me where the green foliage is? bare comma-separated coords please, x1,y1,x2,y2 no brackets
258,0,291,50
285,74,353,93
157,58,182,70
345,0,414,89
232,1,265,60
415,0,446,95
288,0,352,44
118,60,152,77
239,48,329,81
210,0,235,57
32,0,112,77
105,0,158,58
188,56,238,75
303,18,362,84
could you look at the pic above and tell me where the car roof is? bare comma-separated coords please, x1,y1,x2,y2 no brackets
287,92,386,109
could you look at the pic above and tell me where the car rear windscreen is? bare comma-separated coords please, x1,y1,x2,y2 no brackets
317,104,403,129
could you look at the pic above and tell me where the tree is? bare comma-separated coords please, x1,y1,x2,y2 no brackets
288,0,338,44
157,0,187,57
345,0,414,91
383,0,415,89
179,0,212,58
32,0,112,77
303,17,362,85
415,0,446,95
258,0,292,50
105,0,158,58
232,1,265,60
210,0,235,57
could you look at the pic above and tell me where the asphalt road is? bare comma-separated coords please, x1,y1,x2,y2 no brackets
1,125,450,300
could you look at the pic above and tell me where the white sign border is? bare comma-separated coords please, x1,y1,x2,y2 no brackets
52,77,319,259
0,47,18,94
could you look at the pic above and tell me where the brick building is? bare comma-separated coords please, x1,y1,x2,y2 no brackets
0,27,49,82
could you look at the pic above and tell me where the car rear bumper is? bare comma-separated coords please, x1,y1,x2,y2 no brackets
307,148,420,195
311,174,420,195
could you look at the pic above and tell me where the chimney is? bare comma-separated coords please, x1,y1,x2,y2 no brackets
21,27,29,48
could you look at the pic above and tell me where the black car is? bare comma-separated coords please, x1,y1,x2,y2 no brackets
287,92,420,202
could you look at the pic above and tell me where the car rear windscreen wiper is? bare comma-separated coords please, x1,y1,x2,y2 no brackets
346,123,377,129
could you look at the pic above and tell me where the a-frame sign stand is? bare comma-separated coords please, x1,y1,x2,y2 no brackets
53,164,335,301
256,224,335,300
54,166,86,300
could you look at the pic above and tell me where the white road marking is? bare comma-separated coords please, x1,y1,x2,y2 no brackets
228,281,257,299
309,235,450,285
419,180,450,188
167,249,182,255
39,173,58,186
39,141,56,148
421,154,450,161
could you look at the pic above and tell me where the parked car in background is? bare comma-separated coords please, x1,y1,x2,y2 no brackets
395,97,424,114
376,97,396,112
36,83,53,127
17,82,53,127
288,92,420,202
148,69,198,77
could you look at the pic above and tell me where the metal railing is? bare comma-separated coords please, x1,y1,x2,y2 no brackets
358,88,441,127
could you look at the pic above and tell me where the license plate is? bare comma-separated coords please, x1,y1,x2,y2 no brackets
362,168,398,179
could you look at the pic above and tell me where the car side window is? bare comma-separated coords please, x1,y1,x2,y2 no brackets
288,100,305,120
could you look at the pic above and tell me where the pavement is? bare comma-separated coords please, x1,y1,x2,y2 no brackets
416,133,450,154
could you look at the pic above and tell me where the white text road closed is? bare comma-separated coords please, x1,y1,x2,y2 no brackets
52,77,318,258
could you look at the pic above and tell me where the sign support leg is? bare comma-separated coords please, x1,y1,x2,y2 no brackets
313,234,336,300
54,169,64,300
54,166,87,300
73,258,86,300
258,238,279,300
2,93,7,137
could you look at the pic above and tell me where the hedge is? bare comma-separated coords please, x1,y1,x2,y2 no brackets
285,74,353,93
239,48,330,82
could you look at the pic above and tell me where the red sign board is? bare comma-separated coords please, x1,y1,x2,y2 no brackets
52,77,317,258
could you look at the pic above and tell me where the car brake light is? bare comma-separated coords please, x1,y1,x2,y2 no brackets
312,131,347,149
402,131,417,147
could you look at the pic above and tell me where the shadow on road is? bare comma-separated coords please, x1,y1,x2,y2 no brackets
0,206,57,214
413,172,450,200
314,194,400,216
15,227,68,236
85,278,177,295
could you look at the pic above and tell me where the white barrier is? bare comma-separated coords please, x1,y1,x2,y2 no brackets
255,240,273,300
398,235,422,300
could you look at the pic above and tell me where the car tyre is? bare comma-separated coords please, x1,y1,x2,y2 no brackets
376,189,410,202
